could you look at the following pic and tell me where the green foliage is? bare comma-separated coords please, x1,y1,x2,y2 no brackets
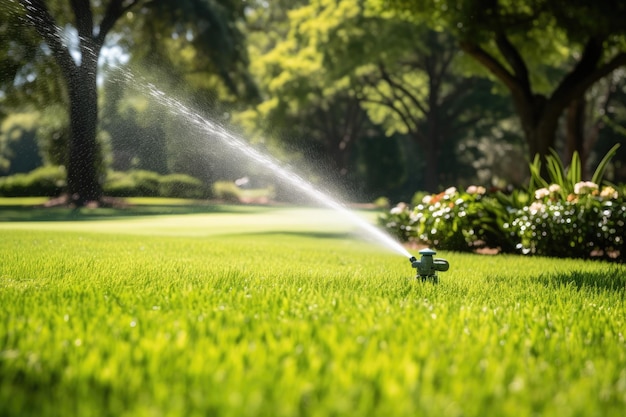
212,180,244,202
372,196,390,209
158,173,205,199
1,211,626,416
0,165,65,197
104,170,207,198
0,168,208,199
529,144,621,197
105,170,159,197
506,189,625,259
382,186,512,252
381,146,625,259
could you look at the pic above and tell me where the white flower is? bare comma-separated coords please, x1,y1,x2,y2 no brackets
534,188,550,200
548,184,561,193
529,201,544,214
390,202,407,215
574,181,598,195
444,187,457,196
422,195,432,204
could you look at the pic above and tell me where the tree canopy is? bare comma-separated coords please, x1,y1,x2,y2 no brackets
386,0,626,163
1,0,625,201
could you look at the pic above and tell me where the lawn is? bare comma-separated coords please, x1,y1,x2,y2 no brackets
1,201,625,416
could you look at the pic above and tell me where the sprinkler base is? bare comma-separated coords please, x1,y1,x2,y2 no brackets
409,249,449,284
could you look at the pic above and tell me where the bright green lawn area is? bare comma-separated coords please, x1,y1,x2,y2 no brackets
1,202,625,417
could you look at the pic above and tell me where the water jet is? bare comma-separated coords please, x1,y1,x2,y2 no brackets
116,72,416,259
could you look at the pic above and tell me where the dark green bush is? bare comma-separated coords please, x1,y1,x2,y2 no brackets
380,182,624,260
103,171,137,197
104,170,206,198
159,174,206,199
129,170,160,197
505,185,625,260
0,166,65,197
0,168,208,199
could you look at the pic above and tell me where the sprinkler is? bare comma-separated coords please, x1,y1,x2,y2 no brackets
409,248,450,284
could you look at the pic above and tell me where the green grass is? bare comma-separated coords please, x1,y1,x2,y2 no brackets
1,204,626,417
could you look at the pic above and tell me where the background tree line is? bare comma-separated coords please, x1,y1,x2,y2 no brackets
1,0,625,205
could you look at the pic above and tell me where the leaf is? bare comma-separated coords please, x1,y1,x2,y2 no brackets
546,148,565,188
591,143,621,185
528,154,549,192
566,150,581,190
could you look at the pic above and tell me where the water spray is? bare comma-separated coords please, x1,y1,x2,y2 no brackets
408,249,450,284
12,0,447,277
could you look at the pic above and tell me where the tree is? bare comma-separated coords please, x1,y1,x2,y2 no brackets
387,0,626,166
255,0,511,191
14,0,142,205
6,0,252,206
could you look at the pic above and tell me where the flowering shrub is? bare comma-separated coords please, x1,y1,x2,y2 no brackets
380,181,624,260
380,186,515,252
381,202,415,243
380,145,624,260
505,183,625,260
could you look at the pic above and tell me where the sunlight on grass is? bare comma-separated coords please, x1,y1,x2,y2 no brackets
0,197,48,206
1,206,625,417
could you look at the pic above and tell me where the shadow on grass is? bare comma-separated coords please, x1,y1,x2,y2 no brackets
0,204,275,222
537,267,626,292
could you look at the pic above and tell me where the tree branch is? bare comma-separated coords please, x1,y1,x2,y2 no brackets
494,33,531,96
378,63,429,116
70,0,94,39
551,38,626,109
460,40,526,98
357,92,424,142
96,0,142,46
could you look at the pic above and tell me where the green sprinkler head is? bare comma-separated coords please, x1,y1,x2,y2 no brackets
409,248,449,284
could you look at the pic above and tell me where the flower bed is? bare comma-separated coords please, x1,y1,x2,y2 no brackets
380,182,625,261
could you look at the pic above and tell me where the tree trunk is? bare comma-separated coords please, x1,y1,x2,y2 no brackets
565,97,587,177
19,0,141,207
513,93,559,176
65,60,102,206
421,133,439,192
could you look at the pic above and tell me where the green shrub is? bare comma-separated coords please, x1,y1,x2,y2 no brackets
0,166,65,197
212,181,243,203
104,170,206,198
159,174,206,199
379,145,624,260
378,202,414,242
505,184,625,260
129,170,160,197
372,196,390,209
103,172,137,197
381,186,514,252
